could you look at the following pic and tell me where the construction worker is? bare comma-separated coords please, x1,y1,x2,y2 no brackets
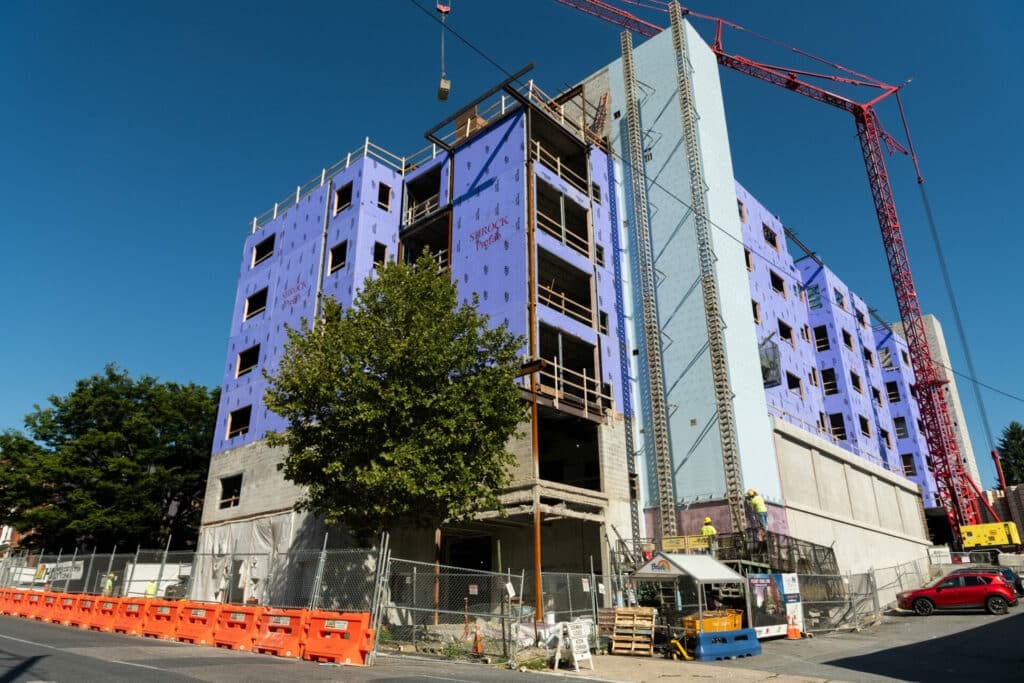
103,572,115,597
145,579,158,599
700,516,717,556
747,489,768,531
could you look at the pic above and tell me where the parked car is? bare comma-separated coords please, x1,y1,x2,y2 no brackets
948,565,1024,597
897,571,1018,615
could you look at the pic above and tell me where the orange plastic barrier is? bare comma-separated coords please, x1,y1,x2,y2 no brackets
213,604,265,651
254,608,307,658
35,592,60,622
71,596,97,628
24,591,45,619
53,594,79,625
0,588,11,614
8,591,25,616
111,597,148,635
142,600,182,640
174,603,220,646
302,611,373,665
88,598,121,632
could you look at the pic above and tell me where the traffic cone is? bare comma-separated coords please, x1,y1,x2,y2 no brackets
473,627,484,655
786,614,802,640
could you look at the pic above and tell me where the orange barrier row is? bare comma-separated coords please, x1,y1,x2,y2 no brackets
0,591,374,665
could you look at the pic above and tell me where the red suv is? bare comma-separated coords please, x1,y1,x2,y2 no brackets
897,571,1018,615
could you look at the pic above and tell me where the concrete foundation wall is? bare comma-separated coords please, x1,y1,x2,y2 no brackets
774,419,931,573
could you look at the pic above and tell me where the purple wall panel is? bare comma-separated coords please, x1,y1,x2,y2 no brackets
450,112,529,346
590,147,623,409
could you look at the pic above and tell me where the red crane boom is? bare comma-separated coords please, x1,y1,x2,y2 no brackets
555,0,995,543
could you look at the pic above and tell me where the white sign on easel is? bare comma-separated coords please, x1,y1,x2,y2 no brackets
554,620,594,672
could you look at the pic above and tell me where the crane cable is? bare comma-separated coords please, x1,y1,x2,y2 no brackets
438,2,451,80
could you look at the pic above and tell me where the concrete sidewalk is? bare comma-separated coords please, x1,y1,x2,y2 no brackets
545,651,831,683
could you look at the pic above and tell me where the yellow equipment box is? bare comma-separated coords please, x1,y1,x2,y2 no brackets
960,522,1021,548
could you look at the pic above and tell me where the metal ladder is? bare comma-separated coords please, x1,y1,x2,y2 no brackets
621,31,678,536
669,3,744,533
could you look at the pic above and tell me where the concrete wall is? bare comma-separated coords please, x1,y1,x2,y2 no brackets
773,418,931,573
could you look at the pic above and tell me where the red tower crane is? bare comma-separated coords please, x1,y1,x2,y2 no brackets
557,0,1000,546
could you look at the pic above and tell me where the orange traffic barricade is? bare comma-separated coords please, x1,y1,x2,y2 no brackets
302,611,373,666
88,597,121,632
35,592,60,622
174,603,220,646
112,597,148,635
53,594,79,625
71,596,97,628
24,591,45,619
10,591,29,617
213,604,265,651
254,608,307,659
142,600,182,640
0,588,12,614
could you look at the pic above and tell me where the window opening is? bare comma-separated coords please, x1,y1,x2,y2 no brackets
227,406,252,439
901,453,916,476
599,311,609,335
770,270,786,296
595,245,605,267
894,416,909,439
786,372,803,398
334,182,353,214
858,414,871,437
591,182,602,204
219,474,242,509
738,199,746,222
871,387,883,406
745,249,753,271
879,347,894,369
881,428,892,449
863,348,874,367
244,288,268,320
886,381,901,403
252,234,275,267
763,223,779,250
236,344,260,378
834,289,846,310
377,183,392,211
829,413,847,440
778,319,794,345
842,329,853,349
810,367,819,386
850,371,862,393
822,368,838,395
329,240,348,273
813,325,830,351
373,242,387,266
752,300,761,324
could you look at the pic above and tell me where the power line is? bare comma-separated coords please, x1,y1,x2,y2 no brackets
406,0,1022,413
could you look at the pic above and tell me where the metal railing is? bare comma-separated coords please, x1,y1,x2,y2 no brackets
537,358,611,417
530,140,589,196
404,193,441,224
537,282,592,326
535,207,589,257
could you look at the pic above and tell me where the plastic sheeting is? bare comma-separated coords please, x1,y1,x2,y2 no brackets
191,512,295,603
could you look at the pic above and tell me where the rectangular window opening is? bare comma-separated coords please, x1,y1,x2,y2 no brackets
329,240,348,273
763,223,779,250
842,329,853,350
829,413,847,441
373,242,387,266
863,348,875,367
227,405,252,439
810,367,819,387
859,414,871,437
834,289,846,310
591,182,602,204
901,350,910,365
252,234,275,267
334,182,353,214
894,416,909,439
219,474,242,509
881,429,892,449
822,368,838,395
595,245,605,267
377,183,392,211
880,347,894,369
850,371,862,393
814,325,830,351
871,387,883,407
770,270,786,296
599,311,609,335
244,288,268,320
236,344,260,378
752,300,761,324
745,249,754,271
886,380,901,403
786,372,803,399
778,319,794,346
901,453,917,476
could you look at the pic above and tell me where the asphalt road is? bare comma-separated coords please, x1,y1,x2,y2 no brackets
710,609,1024,682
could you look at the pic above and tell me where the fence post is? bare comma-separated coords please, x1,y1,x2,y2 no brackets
589,556,598,627
367,531,390,666
83,548,96,595
565,572,572,620
49,549,62,590
870,569,880,616
156,535,171,597
308,533,329,610
63,548,78,593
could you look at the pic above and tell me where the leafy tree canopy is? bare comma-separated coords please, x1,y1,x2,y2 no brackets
997,421,1024,486
266,253,528,544
0,365,218,551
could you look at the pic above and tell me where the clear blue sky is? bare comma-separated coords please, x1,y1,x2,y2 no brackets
2,1,1021,487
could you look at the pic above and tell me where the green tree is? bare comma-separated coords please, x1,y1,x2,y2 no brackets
1,365,218,550
266,253,528,544
997,421,1024,486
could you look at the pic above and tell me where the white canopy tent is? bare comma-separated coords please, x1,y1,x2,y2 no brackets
630,552,750,628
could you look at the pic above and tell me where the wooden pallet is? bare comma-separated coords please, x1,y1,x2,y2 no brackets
610,607,655,656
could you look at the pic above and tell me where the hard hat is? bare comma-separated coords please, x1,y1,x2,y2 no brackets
747,488,756,497
704,517,712,524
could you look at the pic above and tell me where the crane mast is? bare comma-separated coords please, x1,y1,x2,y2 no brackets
556,0,988,544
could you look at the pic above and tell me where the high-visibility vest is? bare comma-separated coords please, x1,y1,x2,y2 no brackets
700,524,717,537
750,495,767,513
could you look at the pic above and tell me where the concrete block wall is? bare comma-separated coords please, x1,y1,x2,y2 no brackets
202,438,304,526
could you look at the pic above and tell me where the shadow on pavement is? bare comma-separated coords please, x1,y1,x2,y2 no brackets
0,654,47,683
826,611,1024,682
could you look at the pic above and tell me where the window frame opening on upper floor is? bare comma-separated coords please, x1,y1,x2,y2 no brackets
763,223,779,250
400,211,451,272
894,415,909,439
829,413,847,441
404,164,444,224
334,181,353,215
236,344,260,378
244,288,268,320
252,234,275,267
227,405,252,439
769,270,786,297
377,182,392,211
537,407,601,492
219,473,243,509
528,108,589,197
535,323,609,420
886,380,902,403
329,240,349,274
813,325,830,351
537,248,594,328
536,177,590,258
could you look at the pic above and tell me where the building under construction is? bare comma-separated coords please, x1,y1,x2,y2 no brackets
198,7,982,586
